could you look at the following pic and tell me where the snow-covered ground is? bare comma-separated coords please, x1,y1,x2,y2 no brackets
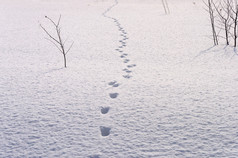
1,0,238,157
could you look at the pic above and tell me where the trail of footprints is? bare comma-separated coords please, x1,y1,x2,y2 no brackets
99,0,136,137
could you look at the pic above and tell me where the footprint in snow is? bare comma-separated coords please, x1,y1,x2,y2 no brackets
108,81,117,85
127,64,136,68
109,93,119,99
100,126,111,136
121,34,127,37
125,70,132,73
123,68,132,73
120,54,128,58
115,48,123,52
108,81,120,87
112,83,119,87
123,75,132,79
124,59,130,63
101,107,110,114
115,48,121,51
119,40,126,45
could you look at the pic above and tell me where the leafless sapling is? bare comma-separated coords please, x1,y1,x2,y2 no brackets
40,15,74,68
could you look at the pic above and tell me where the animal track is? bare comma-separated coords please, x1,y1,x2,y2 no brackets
124,59,130,63
123,75,132,79
109,93,119,99
119,40,126,44
108,81,120,87
101,0,137,139
108,81,117,85
100,126,111,137
120,54,128,58
115,48,123,52
101,107,110,114
113,83,119,87
127,64,136,68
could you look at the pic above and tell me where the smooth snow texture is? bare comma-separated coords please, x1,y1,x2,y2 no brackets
0,0,238,157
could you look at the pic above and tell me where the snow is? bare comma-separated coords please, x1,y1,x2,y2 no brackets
1,0,238,157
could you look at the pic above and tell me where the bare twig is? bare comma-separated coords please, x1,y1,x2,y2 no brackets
66,42,74,54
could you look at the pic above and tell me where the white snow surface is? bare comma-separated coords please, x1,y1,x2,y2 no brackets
1,0,238,157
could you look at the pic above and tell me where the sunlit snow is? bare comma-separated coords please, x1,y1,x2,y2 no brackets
0,0,238,157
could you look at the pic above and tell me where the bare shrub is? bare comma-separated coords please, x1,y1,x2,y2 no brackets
40,15,74,68
205,0,238,47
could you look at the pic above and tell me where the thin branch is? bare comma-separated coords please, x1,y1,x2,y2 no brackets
44,37,63,54
45,16,58,27
63,37,69,46
66,42,74,54
57,15,62,27
40,24,61,45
